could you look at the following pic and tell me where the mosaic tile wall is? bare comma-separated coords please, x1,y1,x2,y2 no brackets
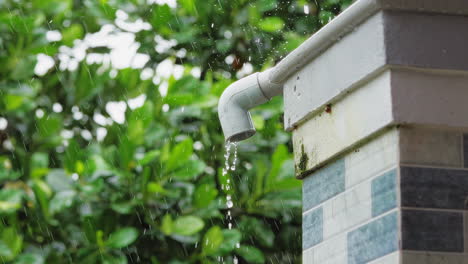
302,128,468,263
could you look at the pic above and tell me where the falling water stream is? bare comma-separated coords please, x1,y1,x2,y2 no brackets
221,141,240,264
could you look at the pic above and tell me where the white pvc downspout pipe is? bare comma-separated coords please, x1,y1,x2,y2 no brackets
217,0,384,142
218,69,282,142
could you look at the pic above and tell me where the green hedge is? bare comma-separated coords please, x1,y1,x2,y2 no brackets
0,0,350,263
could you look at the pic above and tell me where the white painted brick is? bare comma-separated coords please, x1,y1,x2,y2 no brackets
345,181,371,208
323,204,345,239
402,252,468,264
313,234,347,264
292,71,394,172
303,248,314,264
323,181,372,239
345,129,399,188
332,194,346,217
369,252,399,264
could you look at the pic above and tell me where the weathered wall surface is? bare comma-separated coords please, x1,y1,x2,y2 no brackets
301,127,468,263
291,3,468,263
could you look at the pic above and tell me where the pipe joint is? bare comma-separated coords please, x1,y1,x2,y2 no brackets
218,71,284,142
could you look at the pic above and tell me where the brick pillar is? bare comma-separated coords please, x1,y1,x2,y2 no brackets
300,128,468,263
279,1,468,263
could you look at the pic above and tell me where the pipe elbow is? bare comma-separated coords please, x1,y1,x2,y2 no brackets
218,71,284,142
258,69,283,98
218,73,268,142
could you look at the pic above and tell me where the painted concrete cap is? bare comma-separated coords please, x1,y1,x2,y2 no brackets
280,0,468,130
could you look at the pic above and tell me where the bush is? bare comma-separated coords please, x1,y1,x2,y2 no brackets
0,0,350,262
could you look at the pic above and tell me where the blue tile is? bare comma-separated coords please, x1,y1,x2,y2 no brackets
372,169,397,217
402,209,463,252
400,166,468,210
302,207,323,250
348,212,398,264
464,134,468,168
303,159,345,211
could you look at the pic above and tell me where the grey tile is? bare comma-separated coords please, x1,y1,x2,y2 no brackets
303,159,345,211
372,169,397,217
348,212,398,264
402,252,468,264
465,212,468,253
399,127,462,167
303,207,323,250
402,209,463,252
400,166,468,210
464,134,468,168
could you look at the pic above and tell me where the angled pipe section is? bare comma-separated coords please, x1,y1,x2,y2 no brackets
218,69,282,142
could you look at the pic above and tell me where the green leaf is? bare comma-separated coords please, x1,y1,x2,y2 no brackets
129,101,154,126
74,64,105,103
253,160,267,198
111,201,134,214
193,184,218,208
171,159,206,180
257,0,277,12
31,179,52,219
319,11,335,25
248,6,261,25
202,226,223,256
192,95,219,109
138,150,160,166
341,0,354,10
30,152,49,178
36,114,62,139
215,39,232,54
14,253,44,264
239,217,274,248
127,101,154,144
266,144,289,190
4,94,24,111
49,190,75,214
268,178,301,192
173,216,204,236
252,115,265,130
45,169,72,192
279,33,307,54
102,254,128,264
106,227,138,249
62,24,83,46
150,4,173,28
166,138,193,172
179,0,196,14
63,140,81,173
161,214,173,235
258,17,284,32
235,245,265,264
0,228,23,261
163,94,196,107
11,55,37,80
127,119,145,144
118,136,136,170
0,189,23,214
0,158,20,182
1,15,34,34
218,229,241,255
147,182,166,194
